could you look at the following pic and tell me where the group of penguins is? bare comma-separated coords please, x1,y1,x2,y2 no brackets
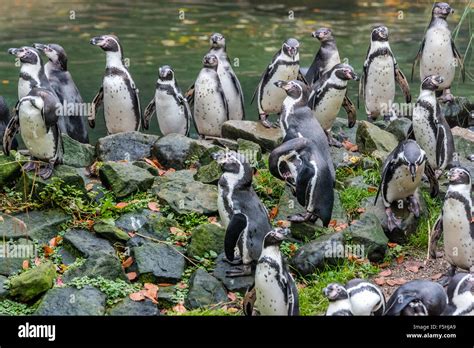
0,2,472,315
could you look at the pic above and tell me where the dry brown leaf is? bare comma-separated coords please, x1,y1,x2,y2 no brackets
342,140,356,151
396,255,405,264
405,265,419,273
374,277,385,286
208,216,218,225
34,257,41,266
158,283,173,287
367,187,378,193
128,232,136,238
49,236,60,248
356,207,366,214
386,279,397,286
43,245,54,257
431,273,443,280
144,283,159,302
227,292,237,301
379,269,392,277
328,220,338,228
276,220,291,228
269,207,278,219
122,257,134,268
387,242,398,248
126,272,137,281
147,202,160,212
172,303,187,313
85,183,95,191
227,307,238,313
378,262,390,268
115,202,129,209
129,291,145,302
22,260,29,270
56,277,64,287
143,158,159,169
393,278,407,285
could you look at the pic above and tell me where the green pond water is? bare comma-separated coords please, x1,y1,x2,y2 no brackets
0,0,472,143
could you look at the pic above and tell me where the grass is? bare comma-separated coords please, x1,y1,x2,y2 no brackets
339,186,376,218
174,307,240,316
252,167,286,209
408,190,442,249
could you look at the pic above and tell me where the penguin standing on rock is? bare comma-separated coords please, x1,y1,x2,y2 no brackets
89,35,142,134
359,25,411,121
243,228,299,316
412,2,464,102
143,65,191,136
375,139,438,232
305,28,340,86
345,279,386,316
208,33,245,121
214,150,271,276
252,38,306,128
443,273,474,316
33,43,89,143
324,283,353,316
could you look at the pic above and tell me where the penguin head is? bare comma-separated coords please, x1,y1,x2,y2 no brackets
158,65,175,82
7,47,41,65
20,95,44,113
323,283,349,301
263,228,289,248
371,25,389,42
202,54,219,70
399,140,426,182
274,80,309,103
213,150,247,174
432,2,453,19
90,35,123,56
421,75,444,91
447,166,471,186
33,43,68,71
210,33,226,49
282,38,300,60
312,28,334,42
333,64,359,81
447,273,474,303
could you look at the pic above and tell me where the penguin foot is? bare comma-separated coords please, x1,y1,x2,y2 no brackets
223,256,242,266
226,264,252,277
385,208,402,231
38,163,54,180
259,114,272,128
439,90,454,103
328,137,343,148
407,196,420,218
287,212,313,223
434,169,443,179
22,161,37,172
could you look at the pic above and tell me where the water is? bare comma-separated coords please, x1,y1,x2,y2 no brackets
0,0,472,143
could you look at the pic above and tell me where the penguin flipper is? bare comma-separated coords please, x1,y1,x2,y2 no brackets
185,83,195,106
225,213,247,262
358,61,367,110
429,215,443,259
411,38,424,82
424,159,439,198
269,138,311,180
375,145,398,205
384,293,418,316
143,99,156,131
2,110,20,156
286,272,299,316
342,94,356,128
133,83,142,131
451,40,465,83
394,65,411,104
179,94,192,137
229,71,246,120
90,86,104,128
251,50,281,105
297,70,309,86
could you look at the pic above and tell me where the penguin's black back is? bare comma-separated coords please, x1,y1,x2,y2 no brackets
0,97,18,151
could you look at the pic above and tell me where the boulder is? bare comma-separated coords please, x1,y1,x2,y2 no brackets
0,151,22,187
35,286,106,315
96,131,159,162
221,120,283,152
185,268,227,309
61,134,95,167
0,275,9,299
386,117,412,142
213,253,254,293
107,297,160,316
237,138,262,166
194,161,222,184
356,121,398,159
99,161,154,198
62,253,126,282
331,117,358,144
132,160,160,176
187,224,225,258
0,256,23,276
329,146,362,170
114,209,159,232
9,261,56,302
441,97,474,128
63,229,115,258
346,213,388,262
93,220,130,243
157,285,178,307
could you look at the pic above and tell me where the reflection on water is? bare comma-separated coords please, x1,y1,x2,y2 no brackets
0,0,472,142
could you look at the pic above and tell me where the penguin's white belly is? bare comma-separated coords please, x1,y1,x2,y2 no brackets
255,262,287,315
365,56,395,116
326,299,352,316
19,105,56,161
452,292,474,316
443,198,473,270
386,164,424,203
103,76,138,134
217,63,244,121
412,106,437,166
313,88,346,131
154,90,187,135
421,28,455,89
261,64,299,114
18,79,31,99
350,291,380,316
217,186,231,228
194,71,227,137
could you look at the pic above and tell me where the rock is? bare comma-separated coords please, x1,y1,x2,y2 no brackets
452,127,474,159
93,220,130,243
329,146,362,169
441,97,474,128
213,253,254,293
107,297,160,316
0,275,8,299
386,117,412,142
221,120,283,152
61,134,95,167
9,261,56,302
133,243,185,283
62,253,126,282
115,209,161,232
35,286,106,315
187,224,225,258
151,133,217,170
57,247,76,265
63,229,115,258
0,210,70,243
126,215,177,248
194,161,222,184
96,131,159,162
332,117,358,144
152,170,218,215
157,285,178,307
0,256,23,276
290,232,345,277
237,138,262,166
185,268,227,309
343,176,373,191
356,121,398,159
132,160,160,176
346,213,388,262
0,151,22,187
99,161,154,198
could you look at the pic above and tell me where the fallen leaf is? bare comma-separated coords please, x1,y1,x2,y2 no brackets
85,183,95,191
367,187,378,193
0,216,4,222
144,283,159,303
170,227,186,238
22,260,29,270
129,291,145,302
405,265,420,273
349,145,359,152
49,236,62,248
393,278,407,285
269,207,278,219
126,272,137,281
43,245,54,257
147,202,160,212
342,140,356,151
128,232,136,238
158,283,174,287
386,279,397,286
172,302,187,313
177,282,187,289
58,264,68,274
122,257,134,268
115,202,129,209
378,262,390,268
374,277,385,286
34,257,41,266
334,223,348,232
143,158,159,169
328,220,337,228
227,307,239,313
387,242,398,248
431,273,443,280
356,207,366,214
56,277,64,286
276,220,291,228
396,255,405,264
379,269,392,277
208,216,219,225
227,292,237,301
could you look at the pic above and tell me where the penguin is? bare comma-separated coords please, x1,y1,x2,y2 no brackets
0,97,18,151
89,35,141,134
243,227,299,316
214,150,272,276
359,25,411,121
2,87,62,179
375,139,439,232
143,65,191,136
308,63,358,145
208,33,245,121
345,279,386,316
443,273,474,316
384,280,447,316
305,28,340,86
252,38,306,128
430,167,473,278
412,2,465,102
324,283,353,316
189,54,228,137
33,43,89,144
412,75,455,171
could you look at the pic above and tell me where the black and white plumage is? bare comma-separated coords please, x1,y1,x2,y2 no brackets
89,35,141,134
3,87,62,179
305,28,340,86
243,228,299,316
412,2,465,102
443,273,474,316
412,75,455,171
324,283,353,316
359,25,411,121
143,65,190,136
208,33,245,121
214,150,271,277
33,43,89,144
345,279,385,316
384,280,447,316
252,38,306,128
375,139,439,232
0,97,17,151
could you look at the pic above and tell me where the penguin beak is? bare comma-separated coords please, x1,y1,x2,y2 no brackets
274,80,289,90
409,164,417,182
345,70,359,81
33,43,47,51
7,48,20,57
90,37,103,46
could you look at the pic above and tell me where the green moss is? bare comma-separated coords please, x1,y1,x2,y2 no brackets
0,299,35,315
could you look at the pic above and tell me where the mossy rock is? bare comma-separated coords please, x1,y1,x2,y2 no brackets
194,161,222,184
187,224,225,258
99,161,154,198
9,261,56,302
0,151,24,187
61,134,95,168
93,219,130,242
356,121,398,159
237,138,262,166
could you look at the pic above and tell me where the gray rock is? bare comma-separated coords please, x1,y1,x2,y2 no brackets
187,224,225,258
185,268,227,309
93,220,130,243
157,285,178,307
9,261,56,302
221,120,283,152
332,117,358,144
386,117,412,142
346,213,388,262
0,275,9,299
115,209,161,232
356,121,398,159
441,97,474,128
35,286,106,315
0,254,23,277
57,247,77,265
329,146,362,170
0,151,22,187
237,138,262,166
62,253,126,282
63,229,115,258
132,160,160,176
290,232,345,277
97,131,159,162
107,297,160,316
61,134,95,167
99,161,155,198
213,253,254,293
